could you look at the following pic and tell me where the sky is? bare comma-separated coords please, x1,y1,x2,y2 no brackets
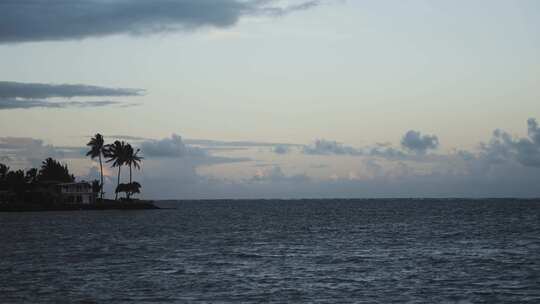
1,0,539,199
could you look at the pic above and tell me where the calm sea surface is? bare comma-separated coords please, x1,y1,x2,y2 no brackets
1,199,539,303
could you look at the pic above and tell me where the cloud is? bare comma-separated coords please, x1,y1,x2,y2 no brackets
0,0,321,44
0,81,144,110
139,134,250,164
273,144,291,154
252,166,309,183
528,118,540,144
480,118,540,168
400,130,439,154
83,118,540,199
302,139,363,156
3,119,540,199
0,81,144,99
107,135,151,141
368,144,407,159
0,99,128,110
0,137,83,167
140,134,206,158
184,138,295,148
301,139,409,159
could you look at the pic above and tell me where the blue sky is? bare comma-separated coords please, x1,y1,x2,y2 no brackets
1,0,539,198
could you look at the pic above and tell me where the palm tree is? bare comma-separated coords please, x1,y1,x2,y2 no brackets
124,144,143,199
86,134,106,199
0,164,9,181
0,164,9,191
25,168,38,183
38,158,74,182
105,140,128,200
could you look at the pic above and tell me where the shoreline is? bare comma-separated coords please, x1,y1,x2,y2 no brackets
0,200,159,212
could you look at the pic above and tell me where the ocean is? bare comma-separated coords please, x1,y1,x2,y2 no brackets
1,199,539,303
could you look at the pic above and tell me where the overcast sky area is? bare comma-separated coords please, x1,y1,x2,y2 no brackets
1,0,539,199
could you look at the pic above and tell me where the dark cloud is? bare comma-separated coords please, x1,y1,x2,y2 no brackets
528,118,540,145
480,118,540,168
0,0,321,44
273,144,291,154
400,130,439,154
140,134,251,166
368,145,407,159
184,138,295,148
0,99,127,110
0,81,144,110
302,139,363,156
0,81,144,99
301,139,412,159
140,134,206,158
260,1,321,16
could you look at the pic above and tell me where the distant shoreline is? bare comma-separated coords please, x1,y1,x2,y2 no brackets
0,199,159,212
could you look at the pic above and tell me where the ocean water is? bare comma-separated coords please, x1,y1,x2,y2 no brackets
1,199,539,303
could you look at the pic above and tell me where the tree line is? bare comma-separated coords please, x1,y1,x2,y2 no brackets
0,158,76,203
0,133,143,203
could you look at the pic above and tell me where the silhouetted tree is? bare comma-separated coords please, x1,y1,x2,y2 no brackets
38,158,75,183
25,168,38,183
105,140,128,200
86,133,106,199
6,170,26,200
115,182,141,199
0,163,9,191
124,144,143,199
91,179,101,194
0,164,9,181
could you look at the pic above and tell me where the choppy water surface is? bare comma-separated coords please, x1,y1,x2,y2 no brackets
1,199,540,303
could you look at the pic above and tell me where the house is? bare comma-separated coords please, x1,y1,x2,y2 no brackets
56,182,96,205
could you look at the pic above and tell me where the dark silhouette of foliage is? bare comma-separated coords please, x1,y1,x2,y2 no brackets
38,158,75,183
0,163,9,191
124,144,143,199
86,133,106,199
91,179,101,194
105,140,129,200
25,168,38,183
115,182,141,199
6,169,26,199
0,163,9,180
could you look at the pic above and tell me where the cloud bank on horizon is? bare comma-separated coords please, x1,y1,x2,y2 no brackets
2,118,540,198
0,0,321,44
0,81,144,110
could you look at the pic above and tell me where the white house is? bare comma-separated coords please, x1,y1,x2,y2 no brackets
57,182,96,205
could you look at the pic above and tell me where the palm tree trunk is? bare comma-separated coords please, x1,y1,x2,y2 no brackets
127,164,132,200
115,166,121,200
99,153,104,200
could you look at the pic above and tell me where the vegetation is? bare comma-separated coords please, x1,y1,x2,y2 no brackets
0,133,145,206
116,182,142,199
86,133,106,199
103,140,143,200
38,158,75,182
124,145,143,199
0,158,77,203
